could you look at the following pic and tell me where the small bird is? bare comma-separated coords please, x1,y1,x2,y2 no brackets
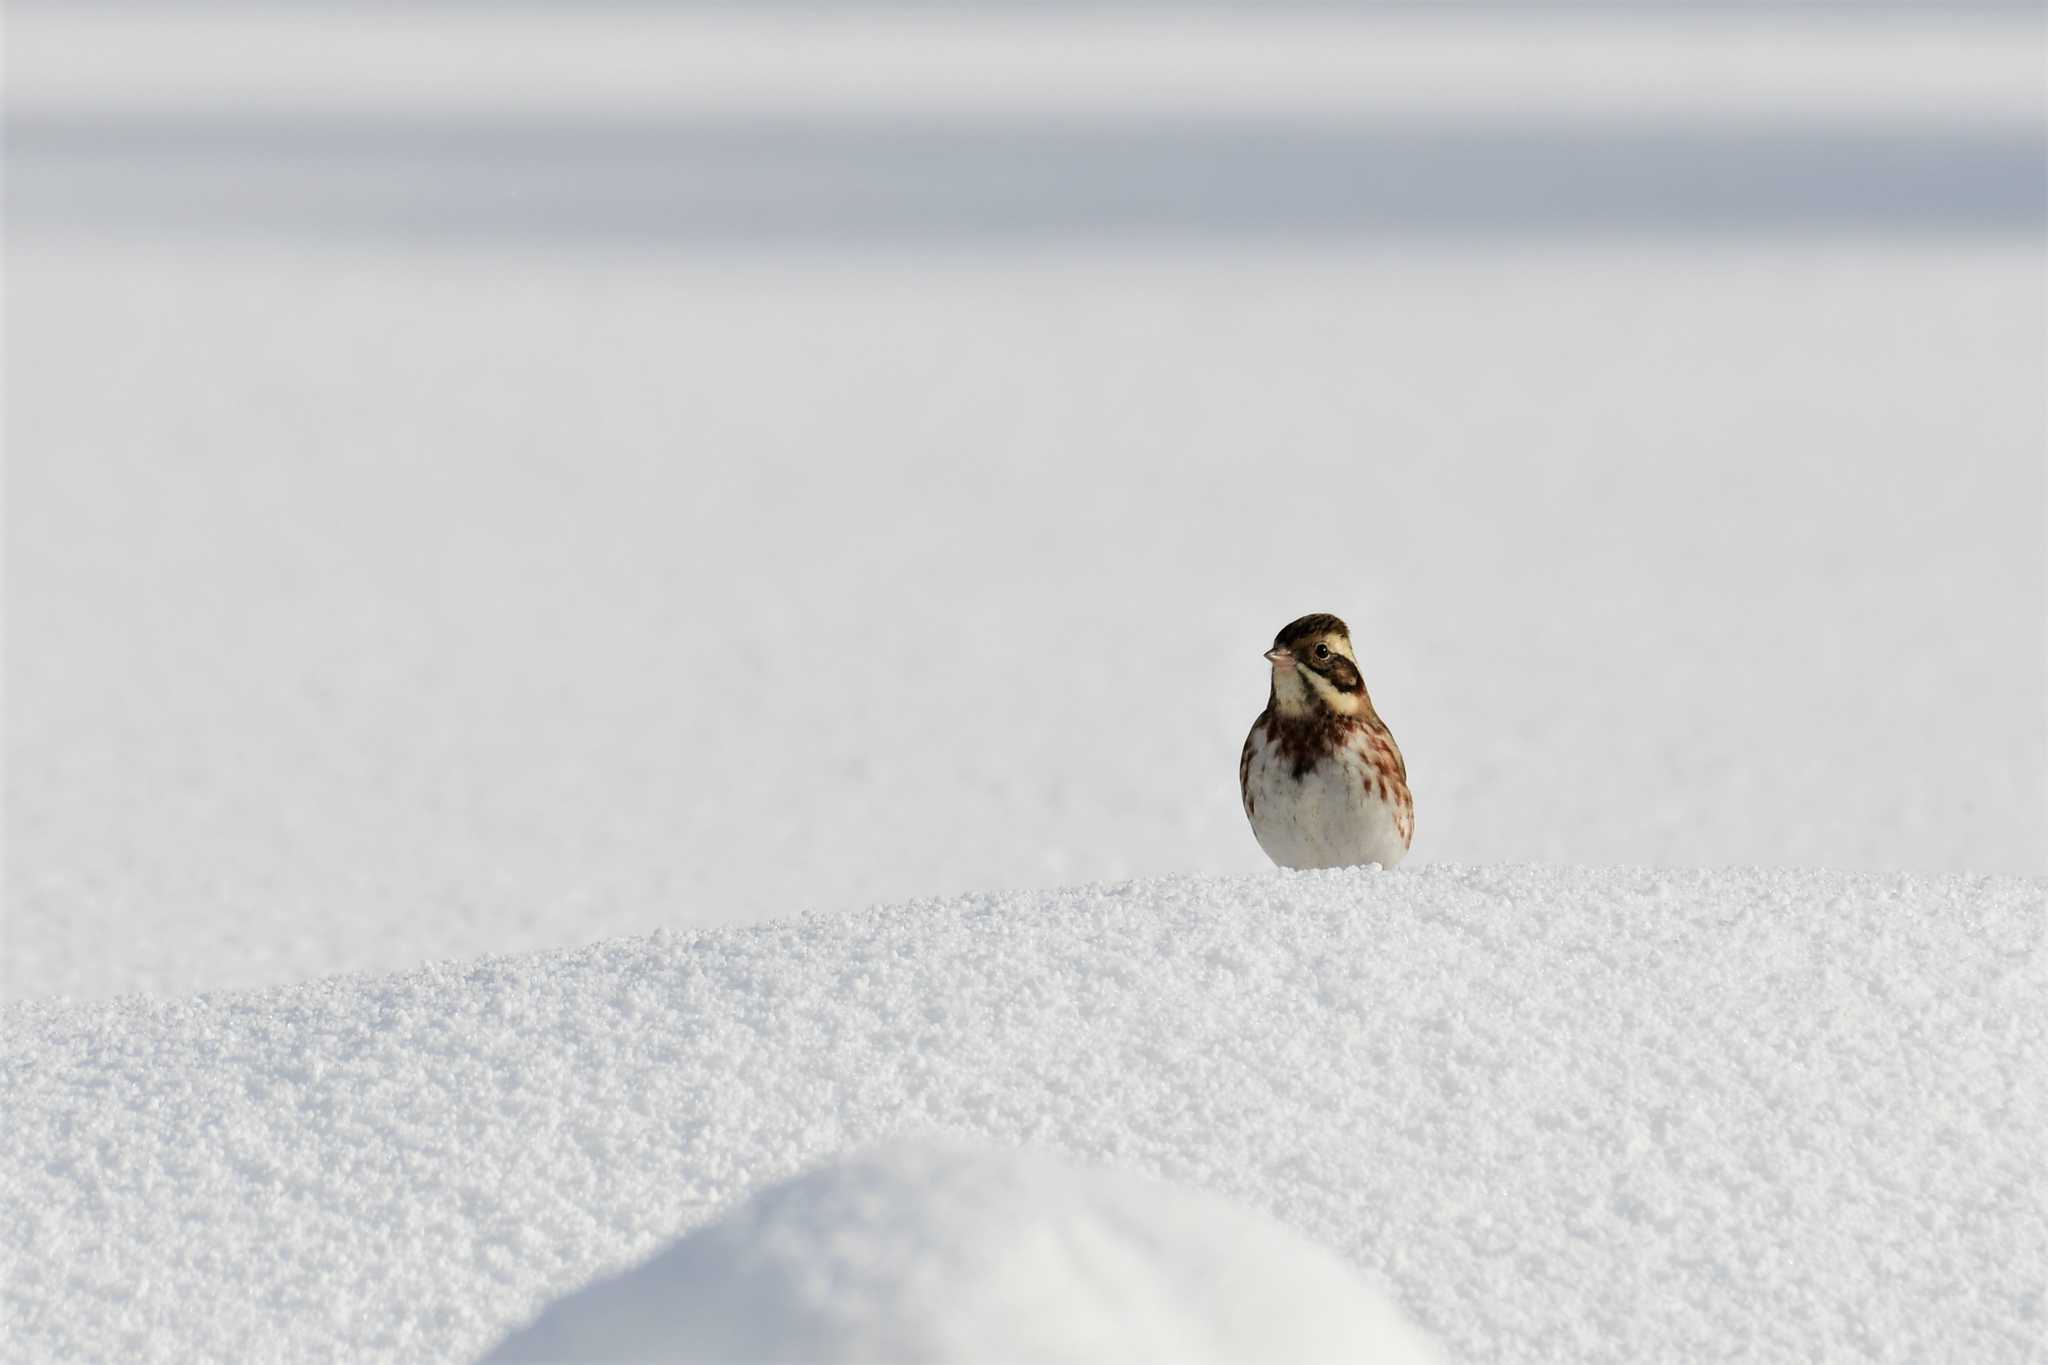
1239,613,1413,870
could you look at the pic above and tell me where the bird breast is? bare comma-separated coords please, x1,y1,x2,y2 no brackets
1242,718,1411,871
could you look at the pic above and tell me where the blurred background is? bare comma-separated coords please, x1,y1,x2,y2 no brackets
6,1,2043,1001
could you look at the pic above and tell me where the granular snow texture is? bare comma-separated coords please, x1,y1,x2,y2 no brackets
480,1140,1443,1364
3,865,2044,1363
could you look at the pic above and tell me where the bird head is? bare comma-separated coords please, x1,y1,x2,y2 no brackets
1265,613,1368,718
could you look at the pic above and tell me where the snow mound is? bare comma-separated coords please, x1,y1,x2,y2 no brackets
480,1140,1441,1364
4,865,2043,1363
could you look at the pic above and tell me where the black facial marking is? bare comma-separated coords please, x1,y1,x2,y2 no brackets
1315,655,1364,694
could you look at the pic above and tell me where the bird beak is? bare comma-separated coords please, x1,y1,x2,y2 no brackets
1264,647,1295,668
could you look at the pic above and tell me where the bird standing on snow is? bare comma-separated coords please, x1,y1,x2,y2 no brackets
1240,613,1414,870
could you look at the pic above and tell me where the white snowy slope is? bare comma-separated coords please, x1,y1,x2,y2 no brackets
479,1140,1443,1364
4,866,2042,1364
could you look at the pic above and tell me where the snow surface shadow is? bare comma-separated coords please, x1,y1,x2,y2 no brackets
11,112,2043,242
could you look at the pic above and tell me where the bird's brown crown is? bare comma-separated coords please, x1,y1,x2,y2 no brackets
1273,613,1350,653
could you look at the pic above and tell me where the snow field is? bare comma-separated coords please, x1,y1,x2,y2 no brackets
4,865,2042,1363
15,8,2038,125
10,3,2045,1005
10,242,2042,1002
5,7,2043,1360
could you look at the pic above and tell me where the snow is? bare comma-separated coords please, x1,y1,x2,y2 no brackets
479,1140,1444,1364
5,7,2043,1359
9,243,2041,1001
8,4,2042,1003
14,9,2038,126
5,866,2043,1363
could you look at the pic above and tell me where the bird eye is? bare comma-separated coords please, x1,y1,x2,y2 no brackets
1313,643,1331,660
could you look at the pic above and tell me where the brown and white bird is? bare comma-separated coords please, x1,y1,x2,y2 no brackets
1239,613,1413,870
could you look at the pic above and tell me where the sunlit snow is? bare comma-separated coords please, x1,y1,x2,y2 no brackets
6,6,2042,1362
481,1140,1443,1364
6,867,2041,1362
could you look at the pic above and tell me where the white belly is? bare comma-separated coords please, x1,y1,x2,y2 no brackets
1243,728,1410,870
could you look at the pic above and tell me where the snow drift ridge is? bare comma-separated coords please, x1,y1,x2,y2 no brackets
3,864,2043,1363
